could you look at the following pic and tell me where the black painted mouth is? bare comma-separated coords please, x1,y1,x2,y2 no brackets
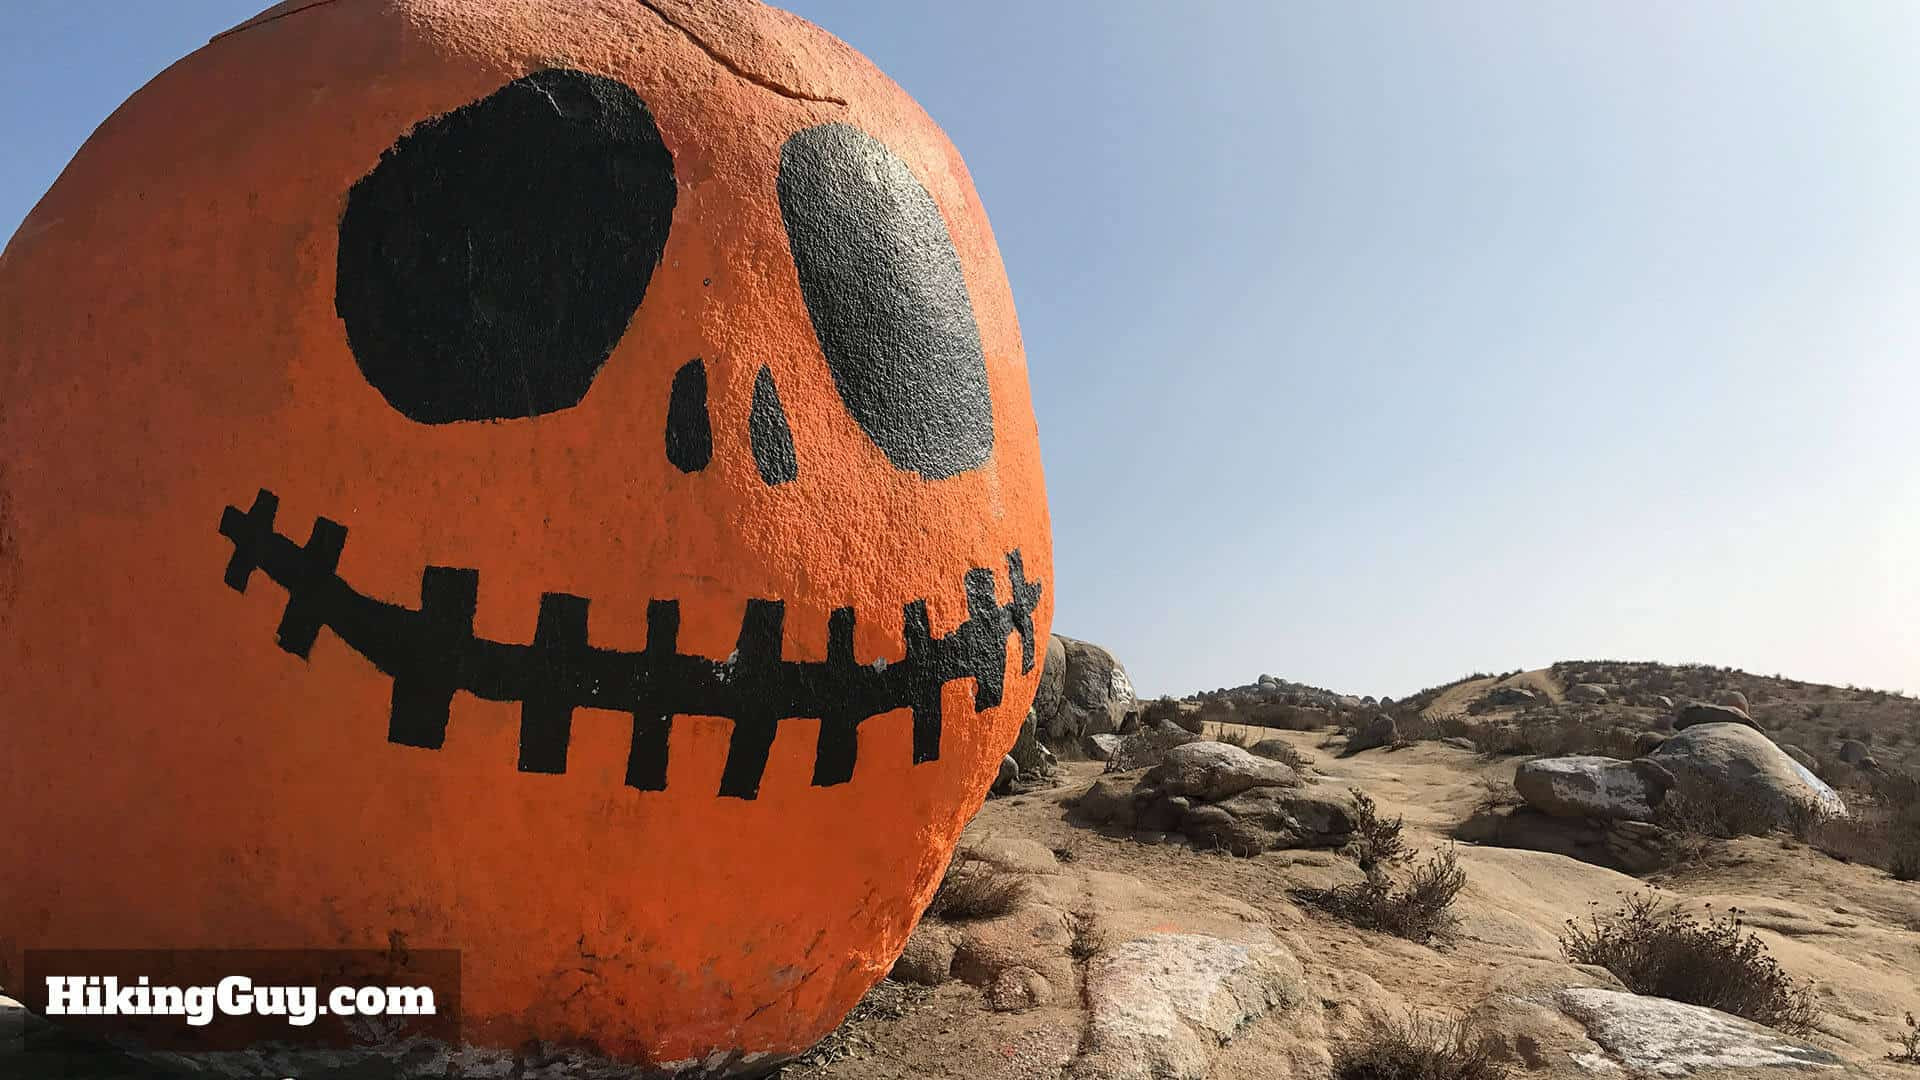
217,489,1042,800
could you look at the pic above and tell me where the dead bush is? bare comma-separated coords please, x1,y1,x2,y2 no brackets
1653,776,1798,840
1298,845,1467,944
1559,894,1819,1035
928,858,1027,921
1333,1012,1512,1080
1346,788,1412,872
1890,1012,1920,1064
1212,726,1252,748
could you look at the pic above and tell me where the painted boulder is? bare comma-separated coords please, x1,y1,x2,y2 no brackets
0,0,1050,1071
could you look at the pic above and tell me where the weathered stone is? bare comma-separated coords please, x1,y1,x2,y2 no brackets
1779,743,1821,775
1715,689,1751,713
1514,756,1674,822
1675,702,1761,733
1485,686,1542,708
1082,732,1122,761
1072,933,1303,1080
892,924,956,985
1193,788,1356,853
984,967,1052,1012
1143,742,1300,803
1248,737,1304,762
1105,725,1201,772
1032,635,1138,744
1651,723,1847,818
1345,713,1399,753
1568,683,1611,704
1073,777,1141,829
1633,731,1668,757
992,755,1019,795
1838,739,1872,766
1554,987,1842,1075
1440,736,1478,752
1137,796,1190,833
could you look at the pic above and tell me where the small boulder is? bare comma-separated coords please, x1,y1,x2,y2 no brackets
1632,731,1668,757
1675,701,1761,732
1567,683,1612,704
1716,689,1751,712
1082,732,1122,761
1105,724,1201,771
1073,777,1140,829
1345,713,1399,754
992,754,1019,794
1485,686,1542,708
1248,737,1305,763
1187,788,1356,854
1838,739,1873,766
1779,742,1821,776
1514,756,1674,822
1031,634,1138,744
1143,741,1300,803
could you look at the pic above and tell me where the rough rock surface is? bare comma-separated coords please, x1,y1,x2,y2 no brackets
1103,723,1200,772
1248,738,1305,763
1345,713,1399,754
1072,933,1303,1080
1651,723,1847,817
1779,743,1821,775
1568,683,1612,704
1838,740,1873,766
1514,756,1675,822
1032,635,1138,744
1554,987,1843,1075
1675,702,1762,732
1082,732,1122,761
1143,742,1300,803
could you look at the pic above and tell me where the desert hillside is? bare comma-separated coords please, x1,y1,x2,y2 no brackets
786,657,1920,1080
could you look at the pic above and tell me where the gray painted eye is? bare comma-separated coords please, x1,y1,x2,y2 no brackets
777,123,994,480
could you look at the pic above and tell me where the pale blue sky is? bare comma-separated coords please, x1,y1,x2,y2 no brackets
5,2,1917,698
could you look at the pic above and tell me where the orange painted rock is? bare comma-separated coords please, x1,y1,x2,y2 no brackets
0,0,1049,1071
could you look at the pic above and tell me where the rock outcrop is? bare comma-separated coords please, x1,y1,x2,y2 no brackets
1032,635,1138,744
1514,756,1675,822
1345,713,1399,754
1071,741,1355,855
1554,987,1842,1074
1651,722,1847,817
1675,701,1762,732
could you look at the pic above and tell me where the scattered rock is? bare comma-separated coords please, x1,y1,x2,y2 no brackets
1073,777,1140,829
1141,697,1206,735
984,967,1053,1012
1142,742,1300,803
1071,933,1303,1080
1651,723,1847,818
1568,683,1612,704
1008,707,1057,784
992,755,1019,795
1778,743,1821,776
1031,635,1138,744
1485,686,1543,708
1838,739,1873,766
1247,738,1313,766
1082,732,1122,762
1674,702,1761,733
1185,788,1356,855
1715,689,1751,713
1440,736,1479,752
1633,732,1668,757
1554,987,1842,1075
1515,756,1674,822
1345,713,1399,754
1104,724,1200,772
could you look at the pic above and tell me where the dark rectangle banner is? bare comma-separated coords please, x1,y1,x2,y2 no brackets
20,949,460,1052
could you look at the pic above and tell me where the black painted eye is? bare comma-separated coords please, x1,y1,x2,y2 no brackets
777,124,994,480
335,68,677,425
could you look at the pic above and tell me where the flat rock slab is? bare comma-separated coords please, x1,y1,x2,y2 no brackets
1555,987,1843,1076
1515,755,1673,822
1072,932,1302,1080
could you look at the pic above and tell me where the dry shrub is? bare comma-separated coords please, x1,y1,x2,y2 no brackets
1212,726,1252,748
1333,1012,1512,1080
1297,790,1466,943
1805,765,1920,879
928,857,1027,921
1560,894,1819,1035
1257,739,1308,772
1890,1012,1920,1064
1473,777,1523,815
1653,775,1798,841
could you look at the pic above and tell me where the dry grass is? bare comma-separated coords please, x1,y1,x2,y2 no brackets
1560,894,1819,1035
1333,1012,1512,1080
928,857,1028,921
